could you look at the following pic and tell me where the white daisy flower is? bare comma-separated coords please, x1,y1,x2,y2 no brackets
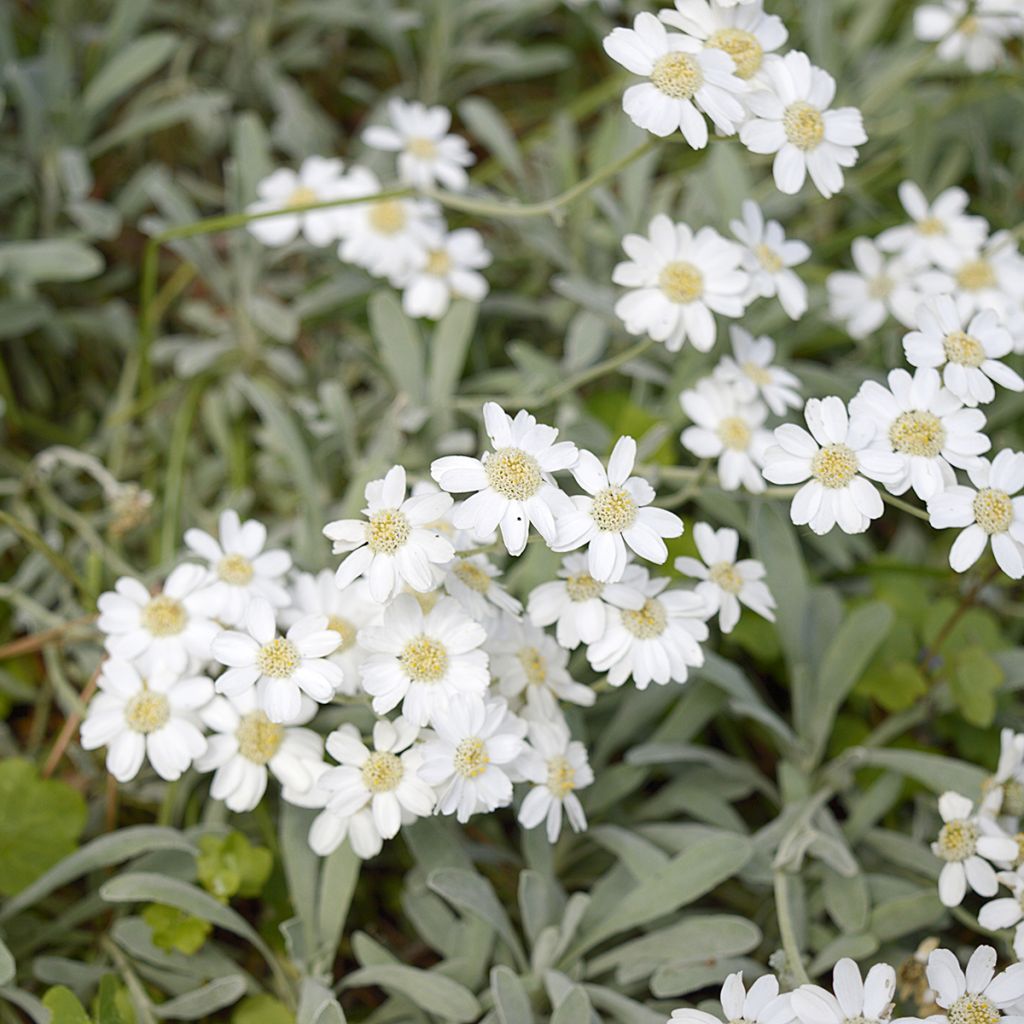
183,509,291,628
792,960,896,1024
527,553,647,651
613,215,749,353
659,0,788,85
430,402,578,556
670,969,794,1024
245,156,348,247
517,716,593,843
585,568,709,689
715,325,802,416
926,450,1024,579
877,182,989,266
826,238,940,340
981,728,1024,820
211,597,344,723
904,296,1023,407
931,792,1019,907
553,436,684,583
357,594,489,727
739,50,866,198
979,870,1024,960
334,166,440,280
849,367,990,501
729,201,810,320
363,98,475,192
418,695,526,823
323,465,456,604
442,553,522,621
97,565,220,676
914,1,1022,72
284,572,381,696
487,617,596,715
680,377,773,493
911,945,1024,1024
762,396,903,536
310,718,436,859
196,690,323,813
934,231,1024,323
80,660,212,783
399,227,491,320
674,522,775,634
602,12,747,147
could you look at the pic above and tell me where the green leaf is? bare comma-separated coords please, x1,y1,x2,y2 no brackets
42,987,91,1024
233,995,294,1024
551,988,591,1024
368,290,425,403
428,868,526,966
152,975,247,1020
856,659,928,713
95,976,130,1024
491,966,534,1024
0,760,86,896
429,300,478,410
142,903,212,955
858,749,987,796
0,936,13,986
81,32,178,117
0,240,104,283
951,645,1004,727
341,965,480,1022
197,832,273,901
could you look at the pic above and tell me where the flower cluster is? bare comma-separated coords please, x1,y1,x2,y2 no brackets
604,1,868,197
914,1,1024,72
245,99,490,320
83,406,776,859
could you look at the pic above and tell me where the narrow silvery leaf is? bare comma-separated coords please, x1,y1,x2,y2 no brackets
340,965,480,1023
151,975,246,1020
491,966,533,1024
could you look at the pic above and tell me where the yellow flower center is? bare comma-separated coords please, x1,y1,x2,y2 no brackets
707,28,763,79
984,775,1024,817
547,756,577,797
236,711,284,765
425,249,451,275
453,737,490,779
960,15,980,36
621,598,667,639
367,509,411,554
742,360,773,386
755,244,784,273
709,561,744,595
717,415,753,452
650,52,704,99
783,101,825,150
452,559,491,594
868,275,893,300
956,259,996,292
1014,833,1024,869
286,185,318,208
936,818,979,862
368,200,407,235
811,444,859,489
141,595,187,637
125,690,170,734
361,750,404,793
973,488,1013,534
591,486,638,532
889,410,946,458
257,637,301,679
217,553,254,586
659,260,704,304
399,634,449,682
948,994,999,1024
918,215,945,236
408,136,438,159
517,646,547,686
943,330,986,368
326,615,357,652
485,447,542,501
566,572,603,602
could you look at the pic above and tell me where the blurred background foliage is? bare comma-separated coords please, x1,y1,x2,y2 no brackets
0,0,1023,1022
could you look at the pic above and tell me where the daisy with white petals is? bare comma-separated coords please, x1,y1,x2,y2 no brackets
613,215,749,353
979,870,1024,960
926,450,1024,579
740,50,866,198
553,436,683,584
850,367,990,501
669,970,793,1024
729,201,810,320
518,717,593,843
675,523,775,634
363,98,475,191
762,396,903,536
430,403,578,556
245,157,348,247
904,296,1024,407
915,1,1022,72
877,182,989,266
714,325,802,416
603,13,747,148
211,598,343,724
419,696,526,823
357,594,489,727
981,728,1024,820
184,509,291,627
931,792,1019,907
97,565,219,676
935,231,1024,323
914,945,1024,1024
80,661,212,783
442,553,522,621
586,568,709,689
323,465,456,604
196,690,323,813
792,959,896,1024
400,227,491,320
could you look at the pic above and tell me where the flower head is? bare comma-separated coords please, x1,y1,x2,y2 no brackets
878,182,989,266
792,959,896,1024
518,716,593,843
246,157,348,247
729,201,810,320
714,325,802,416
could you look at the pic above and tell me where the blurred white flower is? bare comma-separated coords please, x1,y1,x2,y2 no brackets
245,156,348,247
740,50,866,198
914,1,1022,72
981,728,1024,820
979,869,1024,960
877,181,989,266
442,553,522,621
729,201,810,320
933,230,1024,323
715,325,802,415
363,98,475,191
613,215,749,353
518,715,593,843
603,13,747,147
399,227,491,320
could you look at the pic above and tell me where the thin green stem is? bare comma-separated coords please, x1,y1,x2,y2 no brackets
773,869,810,985
881,492,930,522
